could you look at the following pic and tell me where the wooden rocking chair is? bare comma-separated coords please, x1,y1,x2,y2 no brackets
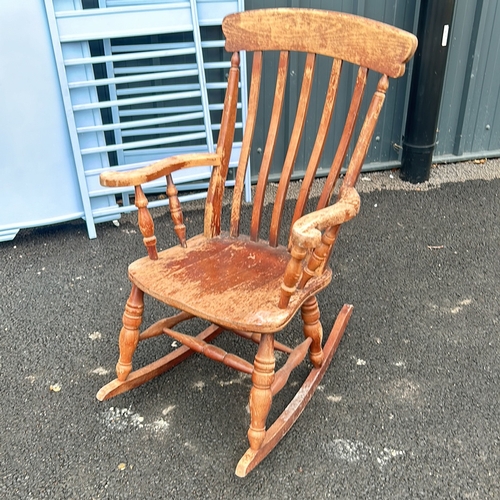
96,9,417,476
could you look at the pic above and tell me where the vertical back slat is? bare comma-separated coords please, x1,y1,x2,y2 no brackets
204,52,240,238
318,74,390,274
250,51,289,242
290,58,343,232
340,74,389,191
317,66,368,210
230,51,263,238
269,52,316,247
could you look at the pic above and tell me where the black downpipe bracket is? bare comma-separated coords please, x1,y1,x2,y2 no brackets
400,0,456,183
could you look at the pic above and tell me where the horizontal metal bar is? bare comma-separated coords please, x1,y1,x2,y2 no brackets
204,61,231,70
90,191,209,218
114,81,232,97
111,41,194,53
117,122,242,136
103,0,189,7
113,63,197,75
73,90,202,111
80,131,207,155
119,104,203,117
197,1,239,26
89,180,237,205
117,83,200,97
121,124,205,137
68,69,199,89
55,4,194,42
117,102,240,118
200,40,225,49
77,111,204,134
64,46,195,67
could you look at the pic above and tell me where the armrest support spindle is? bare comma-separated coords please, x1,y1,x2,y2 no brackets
279,187,360,308
299,225,339,289
166,174,187,248
279,245,307,309
135,186,158,260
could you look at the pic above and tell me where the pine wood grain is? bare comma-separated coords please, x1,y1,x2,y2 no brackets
97,8,417,477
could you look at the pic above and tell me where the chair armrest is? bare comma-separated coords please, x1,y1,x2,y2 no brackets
291,187,361,249
279,187,360,308
99,152,221,187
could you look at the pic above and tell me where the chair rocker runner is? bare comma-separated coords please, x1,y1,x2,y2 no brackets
96,9,417,476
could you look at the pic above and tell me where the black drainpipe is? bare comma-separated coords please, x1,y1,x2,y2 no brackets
400,0,456,183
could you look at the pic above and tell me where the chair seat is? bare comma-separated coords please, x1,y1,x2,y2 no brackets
128,233,332,333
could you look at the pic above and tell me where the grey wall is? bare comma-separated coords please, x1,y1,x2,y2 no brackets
435,0,500,161
244,0,500,180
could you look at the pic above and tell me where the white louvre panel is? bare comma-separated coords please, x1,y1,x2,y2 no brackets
54,3,195,41
45,0,247,238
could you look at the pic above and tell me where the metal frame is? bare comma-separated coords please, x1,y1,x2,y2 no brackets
45,0,249,238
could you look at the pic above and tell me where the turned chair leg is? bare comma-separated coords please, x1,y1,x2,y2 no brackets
248,333,275,451
116,285,144,381
301,297,324,368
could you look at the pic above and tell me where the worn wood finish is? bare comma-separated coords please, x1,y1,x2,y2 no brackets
230,51,262,238
233,330,294,354
166,174,187,248
100,152,221,187
271,337,312,396
128,234,332,334
164,327,254,374
291,58,342,230
97,8,417,477
250,50,289,242
248,333,275,451
301,296,324,368
116,285,144,381
341,75,390,191
139,311,193,341
97,324,223,401
317,67,368,210
236,304,353,477
135,186,158,260
204,52,240,239
269,52,315,247
223,9,417,77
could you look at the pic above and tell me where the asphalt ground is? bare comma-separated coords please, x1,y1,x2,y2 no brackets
1,162,499,499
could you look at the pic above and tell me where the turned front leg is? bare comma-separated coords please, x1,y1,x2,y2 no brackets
248,333,275,451
301,297,324,368
117,285,144,381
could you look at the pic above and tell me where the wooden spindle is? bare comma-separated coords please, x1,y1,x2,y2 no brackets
269,52,316,247
291,58,343,230
233,330,293,354
166,174,187,248
317,66,368,209
301,297,323,368
279,245,307,309
299,225,339,288
205,52,240,239
230,51,263,238
250,51,289,242
134,185,158,260
271,337,312,396
139,311,193,341
248,333,275,451
341,74,389,191
164,328,254,374
116,285,144,381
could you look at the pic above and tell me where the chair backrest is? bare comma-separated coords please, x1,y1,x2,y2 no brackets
205,8,417,248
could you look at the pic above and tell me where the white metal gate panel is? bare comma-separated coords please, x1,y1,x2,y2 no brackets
45,0,248,238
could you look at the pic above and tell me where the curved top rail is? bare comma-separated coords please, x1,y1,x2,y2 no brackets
223,8,417,78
